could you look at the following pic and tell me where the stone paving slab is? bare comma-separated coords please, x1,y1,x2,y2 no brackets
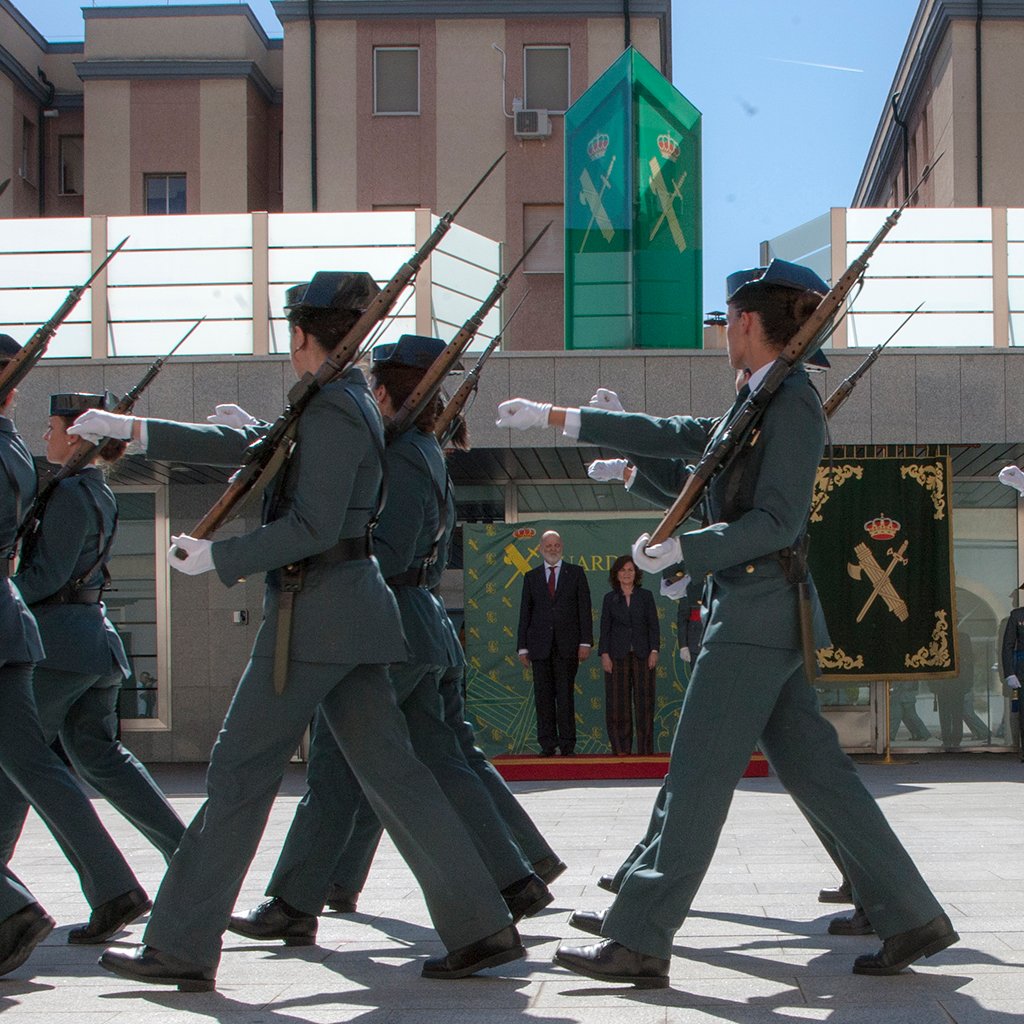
0,754,1021,1023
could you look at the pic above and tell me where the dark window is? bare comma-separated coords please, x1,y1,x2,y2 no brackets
524,46,570,112
374,47,419,115
144,173,186,214
58,135,84,196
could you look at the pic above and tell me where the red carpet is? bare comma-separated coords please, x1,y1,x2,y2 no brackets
493,752,769,782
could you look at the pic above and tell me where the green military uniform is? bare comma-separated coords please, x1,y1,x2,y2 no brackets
265,419,535,912
573,368,945,959
136,367,512,970
0,416,141,927
10,462,183,861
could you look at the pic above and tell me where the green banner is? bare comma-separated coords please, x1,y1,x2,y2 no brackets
463,520,688,756
808,453,957,680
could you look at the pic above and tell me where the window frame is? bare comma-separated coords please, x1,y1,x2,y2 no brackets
58,134,84,196
523,44,571,114
373,46,421,116
144,173,187,215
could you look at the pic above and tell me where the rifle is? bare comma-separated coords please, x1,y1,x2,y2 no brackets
16,319,202,560
646,157,940,548
821,302,923,418
0,237,129,404
178,154,506,549
434,291,529,446
387,226,548,440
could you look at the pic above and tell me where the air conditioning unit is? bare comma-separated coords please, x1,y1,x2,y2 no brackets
514,108,552,139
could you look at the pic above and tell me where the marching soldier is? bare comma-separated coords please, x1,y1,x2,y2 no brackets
79,276,522,990
0,338,149,979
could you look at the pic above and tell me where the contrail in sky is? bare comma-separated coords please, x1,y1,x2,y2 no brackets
763,57,864,73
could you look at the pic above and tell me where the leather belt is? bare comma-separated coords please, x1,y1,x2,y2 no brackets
315,534,373,563
36,587,103,606
386,564,429,588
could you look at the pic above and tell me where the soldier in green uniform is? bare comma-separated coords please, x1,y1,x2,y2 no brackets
82,276,521,991
7,392,184,863
496,260,957,985
230,334,552,939
0,338,149,978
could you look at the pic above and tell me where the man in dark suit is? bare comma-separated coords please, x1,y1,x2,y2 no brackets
517,531,592,756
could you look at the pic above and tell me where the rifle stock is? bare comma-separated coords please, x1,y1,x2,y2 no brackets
647,159,940,547
0,237,128,403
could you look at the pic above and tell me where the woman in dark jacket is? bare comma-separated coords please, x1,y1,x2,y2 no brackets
598,555,659,755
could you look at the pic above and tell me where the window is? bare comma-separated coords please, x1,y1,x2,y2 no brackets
58,135,84,196
524,46,570,113
374,47,419,115
523,203,564,273
19,117,36,182
144,173,186,214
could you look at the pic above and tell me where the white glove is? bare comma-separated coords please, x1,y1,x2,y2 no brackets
495,398,552,430
1007,674,1021,690
589,388,624,412
587,458,629,483
207,403,258,428
632,532,683,573
680,647,692,663
67,409,135,444
998,465,1024,495
659,574,691,600
169,534,215,576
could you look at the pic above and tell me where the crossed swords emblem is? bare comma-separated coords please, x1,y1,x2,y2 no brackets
503,542,540,589
847,540,909,623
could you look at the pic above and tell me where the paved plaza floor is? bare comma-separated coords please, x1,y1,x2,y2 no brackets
1,754,1022,1023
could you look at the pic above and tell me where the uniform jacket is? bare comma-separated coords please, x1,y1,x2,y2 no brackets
376,427,453,667
425,462,464,671
0,416,43,666
579,368,829,651
675,576,707,660
598,585,659,660
14,467,130,677
145,368,406,666
1001,607,1024,677
517,560,593,661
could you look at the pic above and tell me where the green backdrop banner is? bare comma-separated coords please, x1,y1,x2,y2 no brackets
463,520,687,756
808,453,957,680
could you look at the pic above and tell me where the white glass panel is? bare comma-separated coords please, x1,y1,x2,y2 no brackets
437,222,501,273
430,250,500,300
848,277,993,313
429,287,501,339
846,208,993,243
0,288,92,324
107,249,252,286
1003,278,1024,311
268,247,413,285
268,211,415,247
1009,313,1024,345
0,252,93,288
107,284,253,321
0,321,91,358
108,214,252,251
1005,209,1024,240
858,242,993,278
108,321,252,356
0,217,90,253
1004,243,1024,276
846,312,993,346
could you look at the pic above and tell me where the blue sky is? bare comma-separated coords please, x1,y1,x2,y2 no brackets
17,1,918,313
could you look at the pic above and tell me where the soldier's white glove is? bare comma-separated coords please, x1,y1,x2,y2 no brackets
632,532,683,573
68,409,135,444
680,647,692,663
1007,674,1021,690
998,465,1024,495
169,534,215,576
589,388,624,412
587,458,629,482
659,574,691,600
207,403,258,428
495,398,552,430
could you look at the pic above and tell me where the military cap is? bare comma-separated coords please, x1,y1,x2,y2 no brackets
0,333,21,358
284,271,381,313
371,334,447,371
50,392,115,417
726,259,831,368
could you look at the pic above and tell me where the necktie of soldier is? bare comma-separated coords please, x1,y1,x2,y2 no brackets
548,566,557,597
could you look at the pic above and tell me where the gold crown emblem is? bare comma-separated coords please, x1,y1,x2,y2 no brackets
657,133,680,161
587,133,610,160
864,514,900,541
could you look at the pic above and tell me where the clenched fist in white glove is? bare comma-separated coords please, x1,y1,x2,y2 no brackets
1007,674,1021,690
589,388,624,412
632,532,683,574
495,398,552,430
68,409,135,444
169,534,215,576
998,465,1024,495
207,403,259,428
587,458,629,482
